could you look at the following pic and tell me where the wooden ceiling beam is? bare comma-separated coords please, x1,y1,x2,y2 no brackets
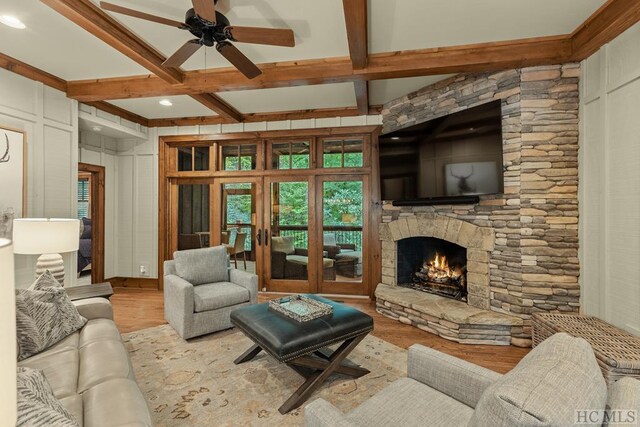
66,35,573,102
147,105,383,128
40,0,183,84
83,101,149,127
342,0,368,70
0,52,67,92
571,0,640,61
190,93,242,123
354,81,369,116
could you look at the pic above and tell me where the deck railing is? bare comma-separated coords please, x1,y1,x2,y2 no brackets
277,225,363,251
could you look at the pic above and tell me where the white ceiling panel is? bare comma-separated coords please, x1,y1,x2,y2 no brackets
110,96,217,119
369,75,454,105
0,0,147,80
369,0,606,53
216,83,357,114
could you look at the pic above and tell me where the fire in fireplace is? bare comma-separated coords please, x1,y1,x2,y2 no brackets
397,237,467,301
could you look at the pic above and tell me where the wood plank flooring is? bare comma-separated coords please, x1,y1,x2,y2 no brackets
111,288,529,374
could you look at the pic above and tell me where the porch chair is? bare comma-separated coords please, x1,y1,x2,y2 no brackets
164,246,258,339
225,232,247,269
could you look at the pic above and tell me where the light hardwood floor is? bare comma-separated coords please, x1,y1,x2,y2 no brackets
111,288,529,374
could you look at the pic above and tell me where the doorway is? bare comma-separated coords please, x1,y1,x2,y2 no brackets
77,163,105,285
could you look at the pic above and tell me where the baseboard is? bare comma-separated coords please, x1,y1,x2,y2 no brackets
106,276,159,290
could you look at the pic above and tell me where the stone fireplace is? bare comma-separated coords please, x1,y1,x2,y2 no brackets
375,63,581,348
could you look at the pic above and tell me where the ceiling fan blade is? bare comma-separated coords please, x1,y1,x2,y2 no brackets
100,2,187,29
225,26,295,47
163,39,202,68
216,42,262,79
191,0,217,24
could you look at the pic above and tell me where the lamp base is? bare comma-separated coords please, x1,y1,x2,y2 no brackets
36,253,65,286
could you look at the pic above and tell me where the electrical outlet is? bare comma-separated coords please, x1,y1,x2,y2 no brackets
139,264,149,276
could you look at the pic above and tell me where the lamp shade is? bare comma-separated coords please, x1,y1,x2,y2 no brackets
12,218,80,254
0,238,16,425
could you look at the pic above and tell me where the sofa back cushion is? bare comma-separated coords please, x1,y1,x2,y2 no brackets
16,271,88,361
173,246,229,286
323,233,337,247
271,236,295,255
470,333,607,427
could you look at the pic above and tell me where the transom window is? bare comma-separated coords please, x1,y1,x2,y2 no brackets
221,144,258,171
271,140,311,170
323,138,364,168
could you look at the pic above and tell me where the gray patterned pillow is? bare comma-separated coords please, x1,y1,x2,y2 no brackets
16,272,87,361
16,367,80,427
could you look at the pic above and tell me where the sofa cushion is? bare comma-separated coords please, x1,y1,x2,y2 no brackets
348,377,473,427
605,377,640,426
323,233,337,247
82,378,152,427
78,340,135,393
470,333,607,427
19,347,79,400
79,319,122,348
272,236,295,255
16,271,87,361
173,246,229,286
286,254,335,268
16,367,80,427
59,395,83,427
193,282,250,313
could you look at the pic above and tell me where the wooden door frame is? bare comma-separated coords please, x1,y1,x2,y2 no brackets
78,162,105,284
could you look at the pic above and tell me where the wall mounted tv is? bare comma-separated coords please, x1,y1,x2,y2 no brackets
379,100,504,204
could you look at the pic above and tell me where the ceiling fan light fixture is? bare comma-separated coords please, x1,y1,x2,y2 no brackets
0,15,26,29
159,99,173,107
92,126,103,132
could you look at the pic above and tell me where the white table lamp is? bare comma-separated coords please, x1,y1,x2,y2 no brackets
0,238,16,425
12,218,80,285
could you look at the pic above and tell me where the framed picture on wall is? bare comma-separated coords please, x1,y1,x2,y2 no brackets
0,126,27,238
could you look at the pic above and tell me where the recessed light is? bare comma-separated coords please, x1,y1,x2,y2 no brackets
159,99,173,107
0,15,26,29
391,137,400,140
92,126,102,132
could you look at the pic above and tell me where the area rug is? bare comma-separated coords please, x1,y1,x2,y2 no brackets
122,325,407,426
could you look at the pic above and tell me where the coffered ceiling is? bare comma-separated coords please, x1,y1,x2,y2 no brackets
0,0,634,124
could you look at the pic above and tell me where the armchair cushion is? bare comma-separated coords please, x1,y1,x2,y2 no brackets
272,236,295,255
348,377,473,427
173,246,229,286
193,282,250,313
470,333,607,427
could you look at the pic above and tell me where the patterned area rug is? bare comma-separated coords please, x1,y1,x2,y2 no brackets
122,325,407,426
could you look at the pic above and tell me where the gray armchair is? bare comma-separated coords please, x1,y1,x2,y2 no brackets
164,246,258,340
305,333,640,427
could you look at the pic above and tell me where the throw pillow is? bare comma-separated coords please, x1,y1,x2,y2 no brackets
470,332,607,427
272,236,295,255
16,367,80,427
16,272,87,361
173,246,229,286
80,217,92,239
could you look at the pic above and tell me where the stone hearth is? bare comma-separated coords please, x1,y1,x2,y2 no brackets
375,63,581,348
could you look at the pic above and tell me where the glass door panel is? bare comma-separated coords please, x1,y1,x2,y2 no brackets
177,183,211,250
319,177,368,295
212,178,264,285
266,177,315,293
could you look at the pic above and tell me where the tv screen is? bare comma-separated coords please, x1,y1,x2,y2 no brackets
379,100,504,202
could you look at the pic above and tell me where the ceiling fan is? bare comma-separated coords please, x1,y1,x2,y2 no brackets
100,0,295,79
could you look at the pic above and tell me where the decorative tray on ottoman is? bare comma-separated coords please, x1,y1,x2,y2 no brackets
269,295,333,323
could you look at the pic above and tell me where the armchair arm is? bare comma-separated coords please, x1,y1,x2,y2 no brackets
338,243,356,251
407,344,502,408
606,377,640,427
230,269,258,304
323,245,341,259
164,274,195,336
73,298,113,320
295,248,309,256
304,399,357,427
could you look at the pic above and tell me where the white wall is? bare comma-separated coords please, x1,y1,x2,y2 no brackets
579,22,640,335
0,68,79,288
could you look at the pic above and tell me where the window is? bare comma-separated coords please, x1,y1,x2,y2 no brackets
221,144,257,171
323,138,364,168
271,140,311,170
177,146,210,171
77,178,90,219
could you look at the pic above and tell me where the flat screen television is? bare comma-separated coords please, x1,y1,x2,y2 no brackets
379,100,504,203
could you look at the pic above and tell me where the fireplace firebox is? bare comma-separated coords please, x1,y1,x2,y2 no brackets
397,237,467,301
